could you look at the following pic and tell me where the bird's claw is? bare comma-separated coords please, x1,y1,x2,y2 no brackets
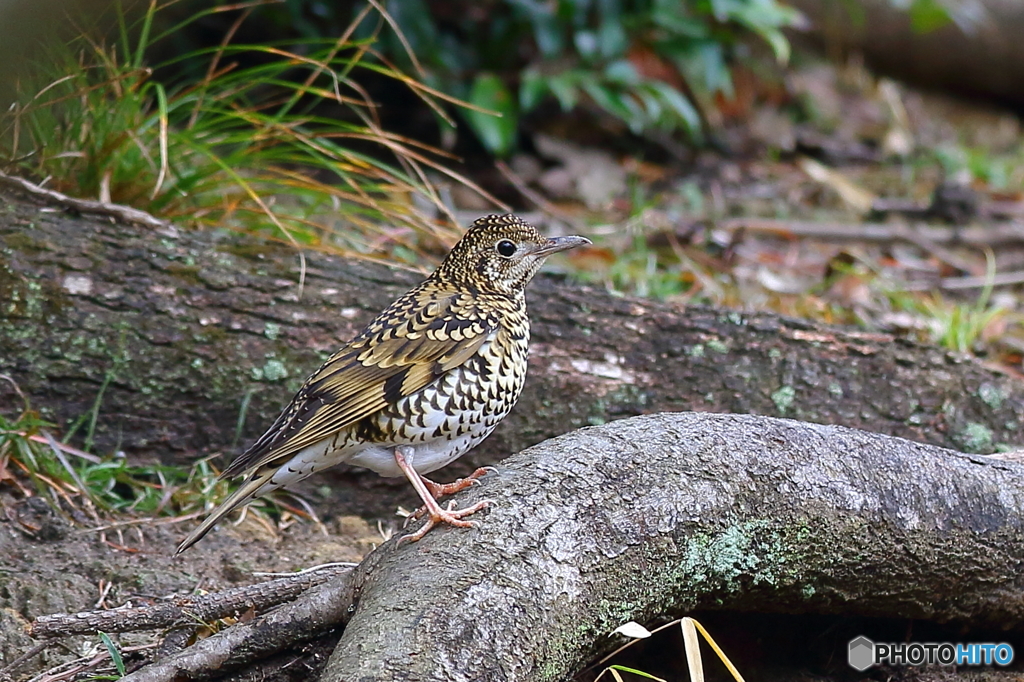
419,467,496,499
399,499,492,543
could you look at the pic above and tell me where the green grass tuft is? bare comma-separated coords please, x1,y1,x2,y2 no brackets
0,376,274,527
1,1,497,266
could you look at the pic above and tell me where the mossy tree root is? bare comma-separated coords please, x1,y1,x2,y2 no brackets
114,413,1024,682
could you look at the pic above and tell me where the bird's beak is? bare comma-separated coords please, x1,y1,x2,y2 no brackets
531,235,592,256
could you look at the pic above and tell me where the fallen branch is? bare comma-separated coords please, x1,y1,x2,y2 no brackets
31,564,352,637
119,569,358,682
6,190,1024,478
717,216,1024,247
902,269,1024,291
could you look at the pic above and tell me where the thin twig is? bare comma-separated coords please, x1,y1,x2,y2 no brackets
0,640,50,680
898,229,981,275
0,171,170,229
494,159,585,233
76,511,205,534
902,269,1024,291
26,643,158,682
252,561,357,578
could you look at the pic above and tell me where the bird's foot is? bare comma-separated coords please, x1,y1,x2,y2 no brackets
394,448,492,541
408,467,495,523
419,467,495,498
400,499,492,543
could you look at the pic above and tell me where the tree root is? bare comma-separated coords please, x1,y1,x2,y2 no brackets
119,569,358,682
19,413,1022,682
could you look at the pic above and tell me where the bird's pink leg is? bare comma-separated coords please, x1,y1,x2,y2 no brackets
394,448,491,542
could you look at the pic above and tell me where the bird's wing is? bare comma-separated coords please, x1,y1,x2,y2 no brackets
220,289,498,478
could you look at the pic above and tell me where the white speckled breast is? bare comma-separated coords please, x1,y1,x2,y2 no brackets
267,323,530,487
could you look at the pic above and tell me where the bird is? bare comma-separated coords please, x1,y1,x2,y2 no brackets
176,214,590,553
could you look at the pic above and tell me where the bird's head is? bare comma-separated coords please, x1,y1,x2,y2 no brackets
433,214,591,295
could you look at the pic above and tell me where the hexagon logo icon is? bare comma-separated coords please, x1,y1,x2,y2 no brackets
848,636,875,671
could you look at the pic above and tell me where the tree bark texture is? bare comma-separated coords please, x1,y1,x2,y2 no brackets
2,188,1024,479
303,413,1024,681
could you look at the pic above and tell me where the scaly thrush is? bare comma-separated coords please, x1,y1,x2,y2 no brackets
177,214,589,552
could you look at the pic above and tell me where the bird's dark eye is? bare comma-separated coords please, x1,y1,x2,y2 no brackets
496,239,517,257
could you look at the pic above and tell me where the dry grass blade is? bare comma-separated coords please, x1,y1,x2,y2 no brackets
1,0,501,274
684,618,746,682
0,373,30,409
681,617,705,682
24,434,101,463
365,0,426,77
591,617,746,682
40,430,94,504
798,157,876,212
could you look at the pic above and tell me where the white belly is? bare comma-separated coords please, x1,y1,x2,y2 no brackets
267,417,498,486
345,428,495,477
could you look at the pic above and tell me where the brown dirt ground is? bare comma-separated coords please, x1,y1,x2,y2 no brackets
0,478,392,681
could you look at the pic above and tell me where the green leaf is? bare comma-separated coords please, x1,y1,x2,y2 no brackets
597,15,628,58
909,0,954,33
606,665,668,681
757,25,791,64
581,80,642,130
98,631,126,678
517,1,563,57
520,68,548,111
635,87,663,123
708,0,731,22
604,60,640,85
574,29,599,59
465,73,518,156
547,72,581,111
649,81,701,132
652,1,708,37
695,41,733,96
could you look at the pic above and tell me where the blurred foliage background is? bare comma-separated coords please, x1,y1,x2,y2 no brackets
0,0,819,266
149,0,806,155
0,0,959,208
12,0,1024,371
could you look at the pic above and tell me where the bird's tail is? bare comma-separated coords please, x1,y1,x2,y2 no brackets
175,471,275,555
